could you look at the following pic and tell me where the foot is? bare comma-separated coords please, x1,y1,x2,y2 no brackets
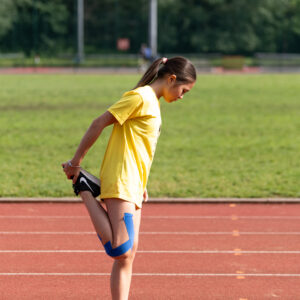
72,169,101,197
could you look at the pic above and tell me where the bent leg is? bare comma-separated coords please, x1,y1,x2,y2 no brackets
103,212,135,257
80,191,112,245
104,198,142,300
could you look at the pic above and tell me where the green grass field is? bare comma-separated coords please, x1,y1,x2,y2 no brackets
0,74,299,198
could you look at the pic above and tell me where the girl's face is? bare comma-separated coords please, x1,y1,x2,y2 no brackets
163,76,195,103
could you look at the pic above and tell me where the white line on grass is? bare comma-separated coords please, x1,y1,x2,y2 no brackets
0,250,300,254
0,272,299,277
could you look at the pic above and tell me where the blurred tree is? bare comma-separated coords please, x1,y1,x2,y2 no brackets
159,0,300,54
273,0,300,53
0,0,299,55
83,0,148,53
1,0,69,55
0,0,17,39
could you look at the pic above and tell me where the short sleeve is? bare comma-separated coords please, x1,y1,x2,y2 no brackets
108,91,143,125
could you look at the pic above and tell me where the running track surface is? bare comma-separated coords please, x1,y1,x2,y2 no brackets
0,202,299,300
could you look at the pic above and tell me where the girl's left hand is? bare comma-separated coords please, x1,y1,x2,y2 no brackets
143,189,148,202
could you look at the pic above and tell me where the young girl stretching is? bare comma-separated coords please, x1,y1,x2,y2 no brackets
62,56,196,300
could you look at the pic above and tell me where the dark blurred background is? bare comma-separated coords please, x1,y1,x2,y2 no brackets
0,0,299,68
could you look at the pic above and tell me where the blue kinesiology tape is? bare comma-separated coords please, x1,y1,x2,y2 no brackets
102,213,134,257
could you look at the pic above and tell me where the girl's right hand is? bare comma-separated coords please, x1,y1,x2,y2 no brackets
61,161,81,184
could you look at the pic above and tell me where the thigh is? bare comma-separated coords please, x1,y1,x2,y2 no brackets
104,198,141,249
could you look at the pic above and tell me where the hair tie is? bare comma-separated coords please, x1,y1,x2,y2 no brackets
162,57,168,64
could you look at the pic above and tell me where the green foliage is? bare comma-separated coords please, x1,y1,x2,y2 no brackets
159,0,300,54
0,74,300,198
84,0,148,52
0,0,17,38
0,0,300,56
0,0,69,55
221,56,245,69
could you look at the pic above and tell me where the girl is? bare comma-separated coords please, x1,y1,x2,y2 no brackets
62,56,196,300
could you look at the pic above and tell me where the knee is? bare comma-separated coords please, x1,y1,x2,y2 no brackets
112,239,138,261
104,212,137,259
113,251,133,261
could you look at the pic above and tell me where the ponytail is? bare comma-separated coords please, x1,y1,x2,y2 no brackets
134,56,196,89
134,57,166,89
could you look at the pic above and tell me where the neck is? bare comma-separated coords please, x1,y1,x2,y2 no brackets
149,79,164,99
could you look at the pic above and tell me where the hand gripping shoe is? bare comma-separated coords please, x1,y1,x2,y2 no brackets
72,169,101,198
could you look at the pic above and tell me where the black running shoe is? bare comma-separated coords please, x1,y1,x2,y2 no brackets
72,169,101,197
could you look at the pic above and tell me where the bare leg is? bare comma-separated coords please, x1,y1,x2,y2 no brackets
79,191,112,245
110,257,133,300
104,199,141,300
80,192,141,300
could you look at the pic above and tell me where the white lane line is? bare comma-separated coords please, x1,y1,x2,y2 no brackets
1,231,300,235
0,232,95,235
145,216,300,219
0,216,87,219
0,215,300,220
142,232,300,235
0,250,300,254
0,272,299,277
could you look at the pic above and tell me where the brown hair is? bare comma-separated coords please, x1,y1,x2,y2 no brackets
134,56,197,89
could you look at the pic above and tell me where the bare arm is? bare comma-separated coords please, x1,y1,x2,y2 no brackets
62,111,116,183
143,188,148,202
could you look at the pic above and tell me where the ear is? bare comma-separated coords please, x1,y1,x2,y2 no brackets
167,74,177,85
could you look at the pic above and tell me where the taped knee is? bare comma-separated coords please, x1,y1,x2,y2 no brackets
103,213,135,258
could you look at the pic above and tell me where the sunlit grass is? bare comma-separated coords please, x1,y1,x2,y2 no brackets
0,74,299,197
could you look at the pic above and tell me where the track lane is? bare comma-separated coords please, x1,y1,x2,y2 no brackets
0,234,299,250
0,253,300,274
1,218,300,232
0,202,299,299
0,203,299,216
1,276,300,299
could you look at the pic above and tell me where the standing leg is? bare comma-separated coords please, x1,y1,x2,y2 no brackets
79,192,141,300
104,198,141,300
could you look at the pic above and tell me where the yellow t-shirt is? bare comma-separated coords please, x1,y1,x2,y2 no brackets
100,85,161,208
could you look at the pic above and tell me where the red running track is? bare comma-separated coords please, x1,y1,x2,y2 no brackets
0,202,299,299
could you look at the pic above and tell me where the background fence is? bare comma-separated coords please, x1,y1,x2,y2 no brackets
1,53,300,72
